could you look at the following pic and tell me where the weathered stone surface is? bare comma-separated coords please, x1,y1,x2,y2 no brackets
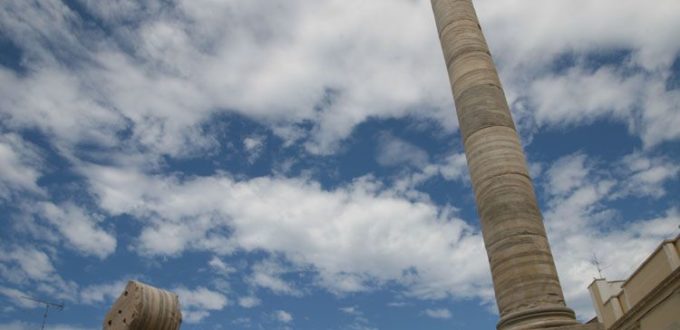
103,280,182,330
553,324,605,330
431,0,581,329
455,85,516,140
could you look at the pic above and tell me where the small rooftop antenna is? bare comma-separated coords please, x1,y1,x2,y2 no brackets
590,254,607,279
20,295,64,330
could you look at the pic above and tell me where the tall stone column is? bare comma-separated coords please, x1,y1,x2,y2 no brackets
430,0,580,329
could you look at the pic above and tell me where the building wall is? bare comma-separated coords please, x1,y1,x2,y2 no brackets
622,248,674,308
589,281,624,327
589,236,680,330
639,292,680,330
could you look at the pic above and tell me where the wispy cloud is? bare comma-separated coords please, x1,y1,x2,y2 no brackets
82,164,490,300
0,134,44,199
540,151,680,318
80,280,127,305
423,308,452,319
0,0,678,327
174,286,228,324
274,310,293,323
376,133,429,168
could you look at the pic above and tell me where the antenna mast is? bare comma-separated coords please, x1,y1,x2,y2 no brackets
590,254,606,279
20,295,64,330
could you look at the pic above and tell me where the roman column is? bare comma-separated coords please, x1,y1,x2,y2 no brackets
430,0,580,329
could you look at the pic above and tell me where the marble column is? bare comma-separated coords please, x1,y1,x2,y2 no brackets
430,0,580,329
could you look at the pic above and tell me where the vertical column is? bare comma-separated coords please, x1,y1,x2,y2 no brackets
430,0,579,329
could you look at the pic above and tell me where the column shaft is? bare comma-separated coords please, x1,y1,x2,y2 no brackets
430,0,579,329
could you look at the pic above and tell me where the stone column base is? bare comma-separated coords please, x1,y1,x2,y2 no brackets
498,306,579,330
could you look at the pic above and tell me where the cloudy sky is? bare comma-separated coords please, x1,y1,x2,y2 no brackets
1,0,679,329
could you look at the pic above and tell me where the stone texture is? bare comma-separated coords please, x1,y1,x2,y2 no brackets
430,0,581,329
103,280,182,330
553,324,604,330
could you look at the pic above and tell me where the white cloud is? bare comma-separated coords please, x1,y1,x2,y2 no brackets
631,208,680,237
544,153,589,197
387,301,408,308
0,321,89,330
0,68,127,154
616,152,680,198
549,208,679,319
0,0,678,325
438,154,469,182
237,296,261,308
274,310,293,323
376,133,429,168
243,137,263,151
208,256,236,276
0,247,55,282
80,280,127,305
0,287,40,309
247,259,300,296
0,246,79,305
137,221,204,257
231,317,253,327
82,164,491,301
175,286,228,310
0,0,677,166
539,151,680,319
391,152,468,200
476,0,680,71
469,0,680,147
0,134,43,199
529,67,642,128
0,0,85,65
423,308,451,319
638,82,680,147
76,0,149,24
243,135,266,163
183,310,210,324
174,286,229,324
543,150,679,204
0,0,455,157
38,202,117,259
340,306,361,316
522,66,680,148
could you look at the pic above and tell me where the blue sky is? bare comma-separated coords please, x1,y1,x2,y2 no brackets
0,0,679,329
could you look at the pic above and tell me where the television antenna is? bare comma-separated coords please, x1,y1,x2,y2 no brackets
20,295,64,330
590,254,608,279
